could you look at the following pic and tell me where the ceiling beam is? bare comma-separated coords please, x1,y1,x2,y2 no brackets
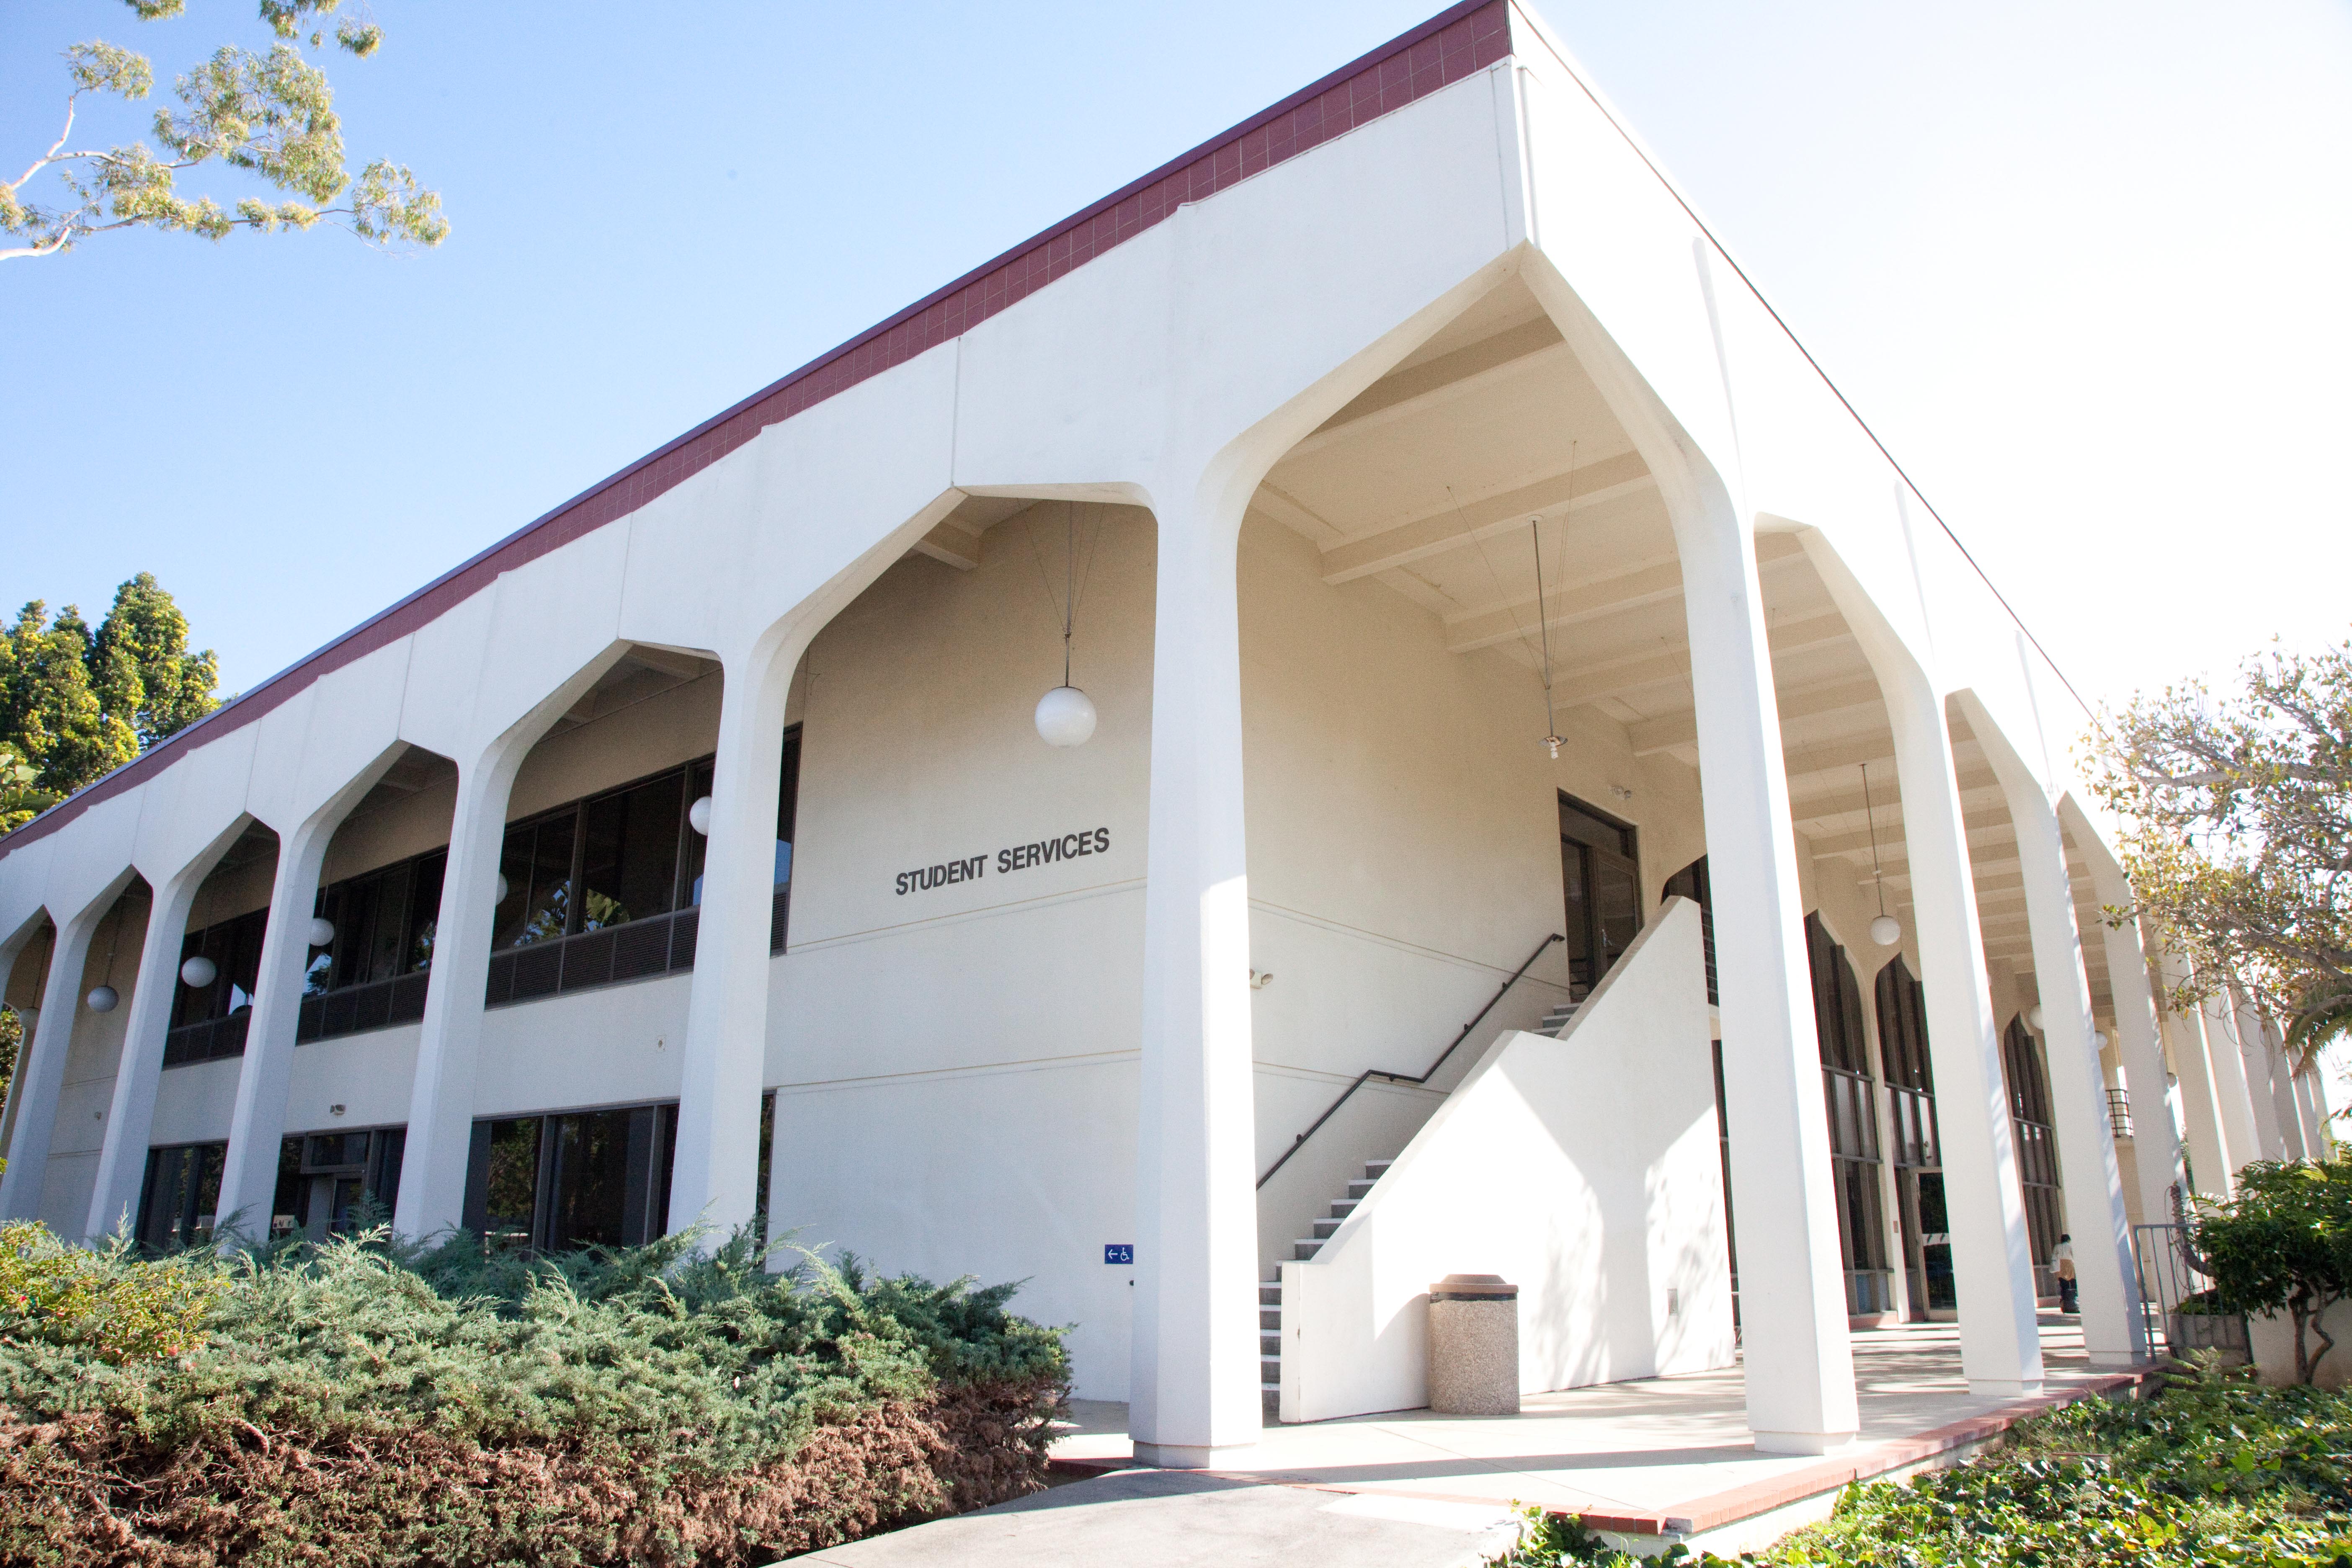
1446,536,1810,655
1445,557,1681,653
1291,319,1569,458
1318,450,1655,585
1555,612,1850,708
910,516,983,571
1804,814,2015,857
1629,676,1883,756
1787,771,1999,820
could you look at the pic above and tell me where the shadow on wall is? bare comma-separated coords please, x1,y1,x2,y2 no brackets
1277,900,1731,1424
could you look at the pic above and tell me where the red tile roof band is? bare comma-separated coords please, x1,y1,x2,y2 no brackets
0,0,1512,860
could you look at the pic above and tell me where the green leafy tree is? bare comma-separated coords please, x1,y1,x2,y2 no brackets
2085,635,2352,1060
2192,1156,2352,1385
0,576,219,814
3,0,445,262
0,744,52,837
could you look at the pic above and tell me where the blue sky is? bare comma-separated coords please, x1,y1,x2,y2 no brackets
4,0,2348,717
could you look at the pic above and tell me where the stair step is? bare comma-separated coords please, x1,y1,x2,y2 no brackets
1312,1217,1344,1239
1260,1356,1282,1376
1260,1308,1282,1330
1294,1238,1323,1260
1259,1284,1281,1305
1327,1197,1360,1220
1261,1332,1282,1354
1364,1160,1393,1179
1346,1179,1377,1200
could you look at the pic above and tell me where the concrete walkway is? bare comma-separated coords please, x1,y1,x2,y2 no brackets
802,1319,2153,1565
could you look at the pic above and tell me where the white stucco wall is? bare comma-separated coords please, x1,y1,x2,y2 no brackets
1278,899,1729,1423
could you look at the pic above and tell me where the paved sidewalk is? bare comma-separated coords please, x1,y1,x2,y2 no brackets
797,1469,1520,1567
804,1319,2150,1565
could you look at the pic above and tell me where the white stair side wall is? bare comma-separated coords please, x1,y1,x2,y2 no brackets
1279,898,1730,1423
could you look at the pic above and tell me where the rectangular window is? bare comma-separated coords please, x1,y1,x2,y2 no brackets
136,1141,227,1251
269,1125,406,1240
162,907,268,1068
461,1101,678,1251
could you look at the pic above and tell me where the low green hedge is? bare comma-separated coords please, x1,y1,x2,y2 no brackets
1493,1357,2352,1567
0,1222,1069,1565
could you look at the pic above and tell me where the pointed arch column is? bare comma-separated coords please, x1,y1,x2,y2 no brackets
2065,808,2182,1234
2161,959,2233,1198
0,882,129,1221
2232,987,2286,1161
1969,717,2139,1366
393,743,530,1237
86,821,251,1237
1797,539,2042,1395
2201,990,2263,1183
666,629,807,1239
1130,474,1264,1469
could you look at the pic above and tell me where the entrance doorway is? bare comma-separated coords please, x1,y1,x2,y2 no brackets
1558,794,1640,997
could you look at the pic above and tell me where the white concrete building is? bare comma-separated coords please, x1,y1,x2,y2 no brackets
0,0,2324,1467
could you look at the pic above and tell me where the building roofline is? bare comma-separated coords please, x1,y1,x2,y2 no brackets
1,0,1510,858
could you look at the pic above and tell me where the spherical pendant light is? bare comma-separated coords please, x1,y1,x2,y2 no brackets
2027,1005,2046,1031
85,985,119,1014
494,874,510,903
179,955,218,988
1869,913,1903,948
689,795,712,835
1035,685,1098,748
307,916,336,948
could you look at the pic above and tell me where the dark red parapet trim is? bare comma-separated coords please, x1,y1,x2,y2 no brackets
0,0,1511,857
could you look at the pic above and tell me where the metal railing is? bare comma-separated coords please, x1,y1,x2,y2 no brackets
2134,1217,2241,1362
1255,933,1561,1190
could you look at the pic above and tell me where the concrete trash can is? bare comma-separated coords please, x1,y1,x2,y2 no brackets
1428,1274,1519,1415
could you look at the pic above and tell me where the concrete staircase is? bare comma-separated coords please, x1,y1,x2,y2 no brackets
1537,984,1591,1035
1261,1156,1393,1417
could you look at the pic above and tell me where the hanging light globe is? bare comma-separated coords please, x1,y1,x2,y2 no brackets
688,795,713,835
2027,1005,2046,1031
308,916,336,948
180,955,218,988
1869,913,1902,947
85,985,119,1014
1035,686,1098,748
494,874,511,903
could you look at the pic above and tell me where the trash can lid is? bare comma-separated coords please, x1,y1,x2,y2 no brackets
1430,1273,1518,1300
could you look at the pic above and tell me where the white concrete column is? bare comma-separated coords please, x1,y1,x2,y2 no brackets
1885,695,2043,1395
394,749,526,1237
0,921,53,1177
1986,766,2138,1366
2201,990,2264,1181
2296,1069,2334,1158
2161,972,2233,1199
667,636,802,1239
1679,519,1858,1452
2233,989,2285,1161
2264,1016,2307,1162
2079,869,2181,1232
0,895,114,1221
86,866,209,1238
214,823,343,1237
1131,486,1262,1469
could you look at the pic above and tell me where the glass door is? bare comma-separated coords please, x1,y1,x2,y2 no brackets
1559,794,1641,994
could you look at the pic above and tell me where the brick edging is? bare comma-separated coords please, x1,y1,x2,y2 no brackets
1572,1368,2162,1538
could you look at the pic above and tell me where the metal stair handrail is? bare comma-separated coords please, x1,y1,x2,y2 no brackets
1255,933,1563,1189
